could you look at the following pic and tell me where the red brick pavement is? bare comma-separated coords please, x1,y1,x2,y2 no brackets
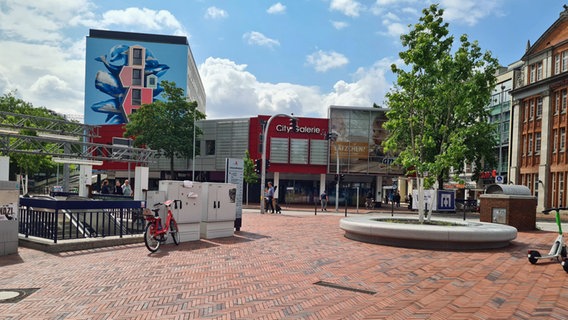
0,211,567,319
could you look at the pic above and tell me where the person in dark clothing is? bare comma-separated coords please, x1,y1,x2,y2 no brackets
101,179,110,194
113,180,123,195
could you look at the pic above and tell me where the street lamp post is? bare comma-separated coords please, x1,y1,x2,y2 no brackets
326,131,340,212
498,84,505,180
260,114,297,214
192,107,197,181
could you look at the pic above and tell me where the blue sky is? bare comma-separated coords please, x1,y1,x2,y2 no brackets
0,0,566,121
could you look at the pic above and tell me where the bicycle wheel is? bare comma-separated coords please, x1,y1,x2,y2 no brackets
170,219,180,245
144,223,160,253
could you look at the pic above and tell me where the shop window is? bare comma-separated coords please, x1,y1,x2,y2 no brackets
205,140,215,155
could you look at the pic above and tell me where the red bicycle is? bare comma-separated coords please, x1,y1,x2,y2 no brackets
143,200,181,253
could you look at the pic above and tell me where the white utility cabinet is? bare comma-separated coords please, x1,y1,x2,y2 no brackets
200,182,237,239
0,181,19,256
158,180,202,242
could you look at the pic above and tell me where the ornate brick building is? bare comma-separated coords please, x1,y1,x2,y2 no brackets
510,6,568,210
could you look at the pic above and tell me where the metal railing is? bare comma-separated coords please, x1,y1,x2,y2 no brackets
19,197,145,243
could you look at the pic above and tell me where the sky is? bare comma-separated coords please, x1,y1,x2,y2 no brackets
0,0,567,122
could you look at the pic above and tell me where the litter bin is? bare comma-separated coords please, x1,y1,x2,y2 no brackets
479,184,536,231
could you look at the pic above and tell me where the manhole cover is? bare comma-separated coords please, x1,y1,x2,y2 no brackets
0,288,39,303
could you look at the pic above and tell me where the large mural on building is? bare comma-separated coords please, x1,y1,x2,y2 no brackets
329,107,403,174
90,44,169,124
85,37,188,125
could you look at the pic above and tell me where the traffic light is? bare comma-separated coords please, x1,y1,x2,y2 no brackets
289,117,297,131
265,159,270,170
254,159,262,174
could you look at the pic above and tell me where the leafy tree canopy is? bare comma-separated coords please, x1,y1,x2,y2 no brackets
0,91,68,177
383,4,499,188
124,81,206,178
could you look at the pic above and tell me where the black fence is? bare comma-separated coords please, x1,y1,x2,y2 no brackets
19,197,145,243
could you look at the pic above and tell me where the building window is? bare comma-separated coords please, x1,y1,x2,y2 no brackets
560,172,565,207
536,97,543,118
555,54,561,75
528,133,533,154
290,139,309,164
133,48,143,66
132,89,141,106
554,129,558,153
522,135,527,156
555,91,561,115
309,139,328,165
132,69,142,86
563,89,568,113
205,140,215,155
523,101,529,122
537,62,543,81
269,138,289,163
561,128,566,152
553,174,557,207
529,64,536,84
536,132,541,155
529,100,535,119
563,51,568,72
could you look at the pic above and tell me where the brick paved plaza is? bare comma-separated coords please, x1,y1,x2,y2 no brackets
0,209,567,319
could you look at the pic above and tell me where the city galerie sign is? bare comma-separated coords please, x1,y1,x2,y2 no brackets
275,125,322,134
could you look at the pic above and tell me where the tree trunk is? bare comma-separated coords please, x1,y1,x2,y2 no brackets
169,156,176,180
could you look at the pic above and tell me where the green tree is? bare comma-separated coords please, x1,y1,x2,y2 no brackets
243,150,258,205
383,4,499,220
124,81,205,179
0,92,64,189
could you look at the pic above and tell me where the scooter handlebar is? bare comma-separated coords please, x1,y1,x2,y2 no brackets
542,207,568,214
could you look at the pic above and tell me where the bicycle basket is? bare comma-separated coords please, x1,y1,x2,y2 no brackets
143,208,155,221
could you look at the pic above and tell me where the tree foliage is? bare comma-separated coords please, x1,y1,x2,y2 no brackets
383,4,499,188
0,91,64,179
124,81,206,178
243,150,258,184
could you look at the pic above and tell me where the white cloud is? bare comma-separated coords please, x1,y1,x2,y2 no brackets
199,57,393,118
0,0,93,43
440,0,499,26
243,31,280,48
306,50,349,73
0,41,85,116
95,8,187,36
331,20,349,30
323,58,394,108
382,22,407,38
330,0,364,17
267,3,286,14
204,6,229,19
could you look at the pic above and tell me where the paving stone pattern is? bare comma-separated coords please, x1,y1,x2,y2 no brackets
0,211,567,319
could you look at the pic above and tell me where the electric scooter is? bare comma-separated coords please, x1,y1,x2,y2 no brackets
527,207,568,273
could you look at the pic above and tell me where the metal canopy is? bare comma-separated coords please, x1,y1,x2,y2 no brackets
0,111,156,164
